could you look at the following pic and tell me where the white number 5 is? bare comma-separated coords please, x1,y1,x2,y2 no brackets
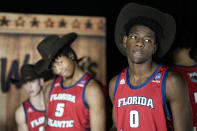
39,126,44,131
55,103,65,117
130,110,139,128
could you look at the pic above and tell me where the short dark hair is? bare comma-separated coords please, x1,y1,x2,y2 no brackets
49,45,78,68
57,46,78,61
124,16,164,45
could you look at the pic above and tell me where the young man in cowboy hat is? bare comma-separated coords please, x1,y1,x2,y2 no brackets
14,64,51,131
109,2,192,131
34,32,106,131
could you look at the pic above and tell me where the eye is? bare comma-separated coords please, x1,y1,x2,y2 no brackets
58,60,63,64
144,39,153,44
128,34,137,40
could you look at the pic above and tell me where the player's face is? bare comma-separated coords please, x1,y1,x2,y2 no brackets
51,55,75,78
23,78,43,97
123,25,157,64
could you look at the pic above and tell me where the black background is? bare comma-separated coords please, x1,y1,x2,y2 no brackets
0,0,196,84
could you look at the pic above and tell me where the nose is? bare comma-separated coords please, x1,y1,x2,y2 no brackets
136,38,145,48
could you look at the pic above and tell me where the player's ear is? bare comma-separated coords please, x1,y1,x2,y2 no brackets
68,52,75,61
123,35,128,48
153,43,158,54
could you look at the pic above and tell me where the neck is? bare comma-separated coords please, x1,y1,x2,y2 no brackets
173,48,196,66
30,90,45,110
128,59,158,86
62,66,84,87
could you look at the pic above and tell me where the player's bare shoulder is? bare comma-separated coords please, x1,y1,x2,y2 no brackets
43,79,54,90
15,104,25,124
85,78,105,102
167,70,187,88
166,70,188,99
43,78,54,95
86,79,102,91
109,75,118,90
109,75,119,101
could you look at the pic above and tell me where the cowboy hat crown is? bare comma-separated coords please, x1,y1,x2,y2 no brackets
115,2,176,58
34,32,78,74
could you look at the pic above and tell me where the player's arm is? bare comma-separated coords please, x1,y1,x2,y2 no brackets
166,71,193,131
43,79,53,127
85,80,106,131
15,105,28,131
108,76,118,131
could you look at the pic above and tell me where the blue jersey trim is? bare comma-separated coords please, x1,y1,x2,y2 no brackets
113,72,122,100
60,73,88,89
23,102,28,123
84,127,90,130
28,99,45,112
82,78,93,109
126,64,161,89
161,69,172,118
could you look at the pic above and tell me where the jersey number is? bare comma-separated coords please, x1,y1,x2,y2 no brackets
130,110,139,128
55,103,65,117
39,126,44,131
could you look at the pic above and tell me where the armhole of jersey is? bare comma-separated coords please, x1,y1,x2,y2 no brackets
161,69,172,118
82,78,93,109
113,72,121,100
22,102,28,124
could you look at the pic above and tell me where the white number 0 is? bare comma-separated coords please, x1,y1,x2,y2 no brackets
55,103,65,117
130,110,139,128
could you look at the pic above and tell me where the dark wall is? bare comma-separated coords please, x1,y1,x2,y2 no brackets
0,0,196,85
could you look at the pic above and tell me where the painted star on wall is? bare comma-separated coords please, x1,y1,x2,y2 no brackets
15,16,25,27
45,18,54,28
30,17,39,27
0,16,10,26
85,19,92,29
59,19,67,28
72,19,80,28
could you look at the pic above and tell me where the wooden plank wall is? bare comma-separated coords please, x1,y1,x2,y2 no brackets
0,13,106,131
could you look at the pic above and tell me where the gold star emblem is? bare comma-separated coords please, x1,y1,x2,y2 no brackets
45,18,54,28
15,16,25,27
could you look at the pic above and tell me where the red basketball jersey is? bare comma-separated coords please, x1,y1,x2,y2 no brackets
46,73,92,131
171,64,197,129
23,99,45,131
114,65,173,131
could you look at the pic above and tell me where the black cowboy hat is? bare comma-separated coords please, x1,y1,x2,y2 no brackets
34,32,78,74
115,2,176,58
11,64,52,86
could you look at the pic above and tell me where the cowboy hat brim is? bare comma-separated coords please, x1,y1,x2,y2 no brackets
11,68,53,86
115,2,176,58
35,32,77,74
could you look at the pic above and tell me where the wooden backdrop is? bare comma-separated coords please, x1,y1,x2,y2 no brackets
0,13,106,131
